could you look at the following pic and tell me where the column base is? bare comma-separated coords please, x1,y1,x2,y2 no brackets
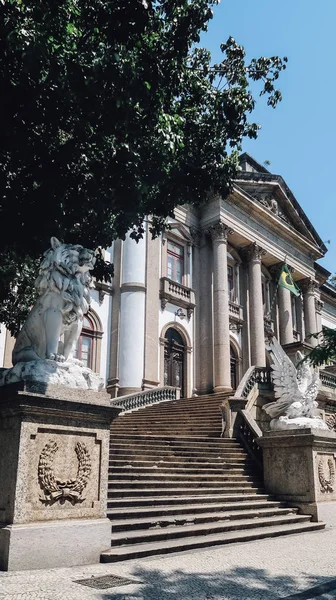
118,386,141,397
0,518,111,571
213,385,232,394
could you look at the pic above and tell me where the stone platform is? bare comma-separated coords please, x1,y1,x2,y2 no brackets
0,381,120,571
258,428,336,521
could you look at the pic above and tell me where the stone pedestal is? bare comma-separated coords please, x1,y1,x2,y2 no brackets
258,429,336,522
0,382,120,571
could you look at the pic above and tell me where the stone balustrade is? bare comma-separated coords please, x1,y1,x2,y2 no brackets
110,386,180,413
320,371,336,390
229,301,243,321
160,277,196,311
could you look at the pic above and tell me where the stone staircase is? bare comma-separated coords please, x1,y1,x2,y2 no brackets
101,392,324,562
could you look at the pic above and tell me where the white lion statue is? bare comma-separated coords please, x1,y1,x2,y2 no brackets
12,237,96,365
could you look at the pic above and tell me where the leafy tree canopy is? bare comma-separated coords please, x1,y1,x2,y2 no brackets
0,0,287,334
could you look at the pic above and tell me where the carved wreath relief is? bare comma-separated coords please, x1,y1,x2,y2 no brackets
38,440,92,505
318,456,335,493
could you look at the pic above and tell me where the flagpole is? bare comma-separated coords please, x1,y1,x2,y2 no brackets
265,255,288,323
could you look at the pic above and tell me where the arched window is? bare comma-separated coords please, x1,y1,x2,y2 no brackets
73,312,103,372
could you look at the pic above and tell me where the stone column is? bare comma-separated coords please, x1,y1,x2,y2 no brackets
209,222,232,393
118,230,147,395
302,279,318,347
246,243,266,367
194,230,213,394
107,240,122,398
143,223,160,390
278,285,294,345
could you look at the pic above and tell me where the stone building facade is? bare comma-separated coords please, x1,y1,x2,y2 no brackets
1,153,336,398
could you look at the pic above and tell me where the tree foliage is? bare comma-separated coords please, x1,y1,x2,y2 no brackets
0,0,287,334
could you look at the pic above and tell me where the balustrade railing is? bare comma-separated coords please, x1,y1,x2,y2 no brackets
110,386,179,413
234,366,272,399
235,409,263,473
320,371,336,389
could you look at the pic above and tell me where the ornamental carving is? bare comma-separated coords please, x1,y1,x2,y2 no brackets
326,414,336,432
301,278,319,294
318,456,335,493
256,193,290,224
206,222,233,242
245,242,266,262
38,440,92,505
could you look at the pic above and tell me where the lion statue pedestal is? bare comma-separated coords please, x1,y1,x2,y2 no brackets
0,238,120,571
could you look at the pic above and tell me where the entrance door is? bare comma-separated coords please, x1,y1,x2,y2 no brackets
230,345,237,390
164,328,185,397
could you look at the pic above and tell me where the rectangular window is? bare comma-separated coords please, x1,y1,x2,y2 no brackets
167,241,184,284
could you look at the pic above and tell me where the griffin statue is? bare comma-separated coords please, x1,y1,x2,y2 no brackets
263,336,329,431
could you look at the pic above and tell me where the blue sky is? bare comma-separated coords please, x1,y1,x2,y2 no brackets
201,0,336,273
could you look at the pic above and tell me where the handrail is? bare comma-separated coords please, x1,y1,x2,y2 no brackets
235,409,263,473
234,366,272,399
110,386,179,413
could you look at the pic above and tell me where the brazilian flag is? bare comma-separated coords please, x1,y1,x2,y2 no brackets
278,264,300,297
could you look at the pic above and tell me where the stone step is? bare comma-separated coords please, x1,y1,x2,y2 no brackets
112,430,222,436
108,499,285,520
110,442,244,453
111,506,298,532
112,425,221,432
109,486,263,498
101,521,325,562
109,452,249,462
109,472,259,483
107,492,271,508
109,464,254,475
110,478,259,489
113,416,221,424
110,434,237,445
111,514,314,546
109,459,251,471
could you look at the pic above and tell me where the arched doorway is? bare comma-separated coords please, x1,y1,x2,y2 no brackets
230,345,237,390
164,328,185,397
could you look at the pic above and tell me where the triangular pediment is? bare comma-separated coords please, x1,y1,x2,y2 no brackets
167,221,192,242
235,154,326,253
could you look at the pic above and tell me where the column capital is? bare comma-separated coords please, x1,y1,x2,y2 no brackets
244,242,267,262
301,277,319,294
269,262,294,280
206,222,233,242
